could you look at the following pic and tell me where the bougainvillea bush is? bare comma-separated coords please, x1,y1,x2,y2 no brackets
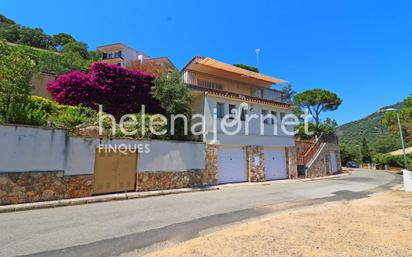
47,62,162,118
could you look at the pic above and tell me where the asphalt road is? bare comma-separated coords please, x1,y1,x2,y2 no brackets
0,169,401,257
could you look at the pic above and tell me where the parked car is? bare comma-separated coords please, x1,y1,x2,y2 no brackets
346,161,360,168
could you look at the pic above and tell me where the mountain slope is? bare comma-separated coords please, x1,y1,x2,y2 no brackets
337,102,404,149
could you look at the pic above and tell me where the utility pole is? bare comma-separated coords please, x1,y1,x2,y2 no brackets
379,108,408,169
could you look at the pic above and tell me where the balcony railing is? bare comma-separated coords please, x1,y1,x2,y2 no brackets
184,70,289,104
102,52,124,60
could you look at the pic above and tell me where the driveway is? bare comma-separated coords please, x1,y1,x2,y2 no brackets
0,169,400,257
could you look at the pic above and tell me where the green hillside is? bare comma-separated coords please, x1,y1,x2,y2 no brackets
337,102,404,153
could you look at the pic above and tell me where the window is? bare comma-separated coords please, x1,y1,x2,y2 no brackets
261,109,269,124
271,111,277,125
217,102,225,118
251,88,263,98
229,104,236,119
198,79,223,90
102,51,122,60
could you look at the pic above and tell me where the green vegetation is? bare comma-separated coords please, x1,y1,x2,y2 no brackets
280,84,296,104
338,95,412,167
20,43,93,74
153,71,192,140
233,64,259,73
294,89,342,138
340,144,362,164
337,102,404,149
0,40,34,114
294,89,342,127
372,153,412,170
383,94,412,143
0,95,98,133
361,137,372,163
0,14,100,75
3,102,48,126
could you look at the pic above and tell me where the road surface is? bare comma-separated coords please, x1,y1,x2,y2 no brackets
0,169,400,257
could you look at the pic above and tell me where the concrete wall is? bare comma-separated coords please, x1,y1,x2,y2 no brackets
0,125,205,175
0,125,66,173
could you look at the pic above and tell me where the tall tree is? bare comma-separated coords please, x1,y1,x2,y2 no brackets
52,33,76,51
153,71,192,140
18,27,52,49
361,137,372,163
280,84,296,104
294,89,342,126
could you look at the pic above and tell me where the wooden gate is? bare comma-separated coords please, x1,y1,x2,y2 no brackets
93,149,137,194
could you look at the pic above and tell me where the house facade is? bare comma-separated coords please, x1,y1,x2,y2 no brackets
182,57,298,184
96,43,176,75
97,43,149,67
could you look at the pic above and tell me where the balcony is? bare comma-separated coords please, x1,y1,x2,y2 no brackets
184,71,290,105
102,51,124,60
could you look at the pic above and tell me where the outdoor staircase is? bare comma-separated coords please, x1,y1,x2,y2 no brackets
297,135,326,177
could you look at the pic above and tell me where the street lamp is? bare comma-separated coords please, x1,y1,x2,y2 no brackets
379,108,408,169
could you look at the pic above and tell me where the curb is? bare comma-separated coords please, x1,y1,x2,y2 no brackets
210,173,350,189
0,173,351,213
298,172,350,182
0,187,217,214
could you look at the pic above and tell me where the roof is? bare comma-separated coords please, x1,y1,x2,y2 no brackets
96,43,127,50
388,147,412,156
144,57,178,70
182,56,287,85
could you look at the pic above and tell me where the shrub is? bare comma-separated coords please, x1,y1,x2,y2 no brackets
233,64,259,73
153,71,192,140
48,63,162,118
28,96,58,115
372,153,389,165
49,105,97,132
109,113,168,140
3,102,48,126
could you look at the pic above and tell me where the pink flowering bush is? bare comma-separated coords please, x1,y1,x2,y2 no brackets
48,62,162,118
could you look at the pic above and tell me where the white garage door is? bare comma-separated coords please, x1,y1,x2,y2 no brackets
330,151,338,174
264,149,288,180
218,148,247,184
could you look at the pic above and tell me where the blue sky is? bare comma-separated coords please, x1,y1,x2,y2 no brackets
1,0,411,125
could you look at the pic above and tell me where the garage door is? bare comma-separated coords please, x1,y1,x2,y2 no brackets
218,148,247,184
264,149,288,180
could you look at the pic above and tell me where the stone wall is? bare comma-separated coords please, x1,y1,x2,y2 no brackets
247,146,265,182
306,143,342,178
0,172,93,205
203,144,218,185
287,147,298,179
136,170,203,191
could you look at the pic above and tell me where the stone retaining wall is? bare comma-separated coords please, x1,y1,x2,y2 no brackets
0,172,93,205
203,144,218,185
287,147,298,179
136,170,204,191
306,143,342,178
